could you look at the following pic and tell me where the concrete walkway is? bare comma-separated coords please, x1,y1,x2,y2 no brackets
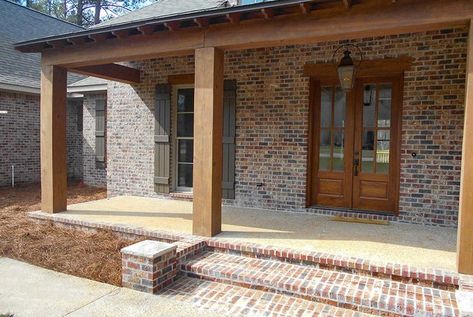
61,196,457,271
0,257,221,317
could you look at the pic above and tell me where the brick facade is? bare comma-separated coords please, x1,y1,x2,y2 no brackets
67,98,83,180
0,91,83,186
82,92,107,187
103,27,467,227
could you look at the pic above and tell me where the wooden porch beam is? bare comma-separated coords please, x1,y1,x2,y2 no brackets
70,63,141,84
41,0,473,68
193,47,224,237
40,63,67,213
457,20,473,275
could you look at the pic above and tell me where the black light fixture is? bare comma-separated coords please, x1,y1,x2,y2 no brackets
332,44,362,91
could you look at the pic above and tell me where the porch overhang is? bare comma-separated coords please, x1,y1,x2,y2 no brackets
14,0,473,68
15,0,473,275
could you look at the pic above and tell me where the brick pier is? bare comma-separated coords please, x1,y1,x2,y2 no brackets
121,240,178,293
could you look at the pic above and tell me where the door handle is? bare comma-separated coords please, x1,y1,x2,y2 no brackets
353,159,359,176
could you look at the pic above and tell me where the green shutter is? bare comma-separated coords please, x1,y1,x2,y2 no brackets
222,80,236,199
154,84,171,193
95,99,106,169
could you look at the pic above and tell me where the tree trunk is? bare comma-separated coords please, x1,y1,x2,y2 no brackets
77,0,83,25
26,0,32,8
94,0,101,25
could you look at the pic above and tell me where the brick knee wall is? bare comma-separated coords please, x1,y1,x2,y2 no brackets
102,27,466,227
0,91,83,186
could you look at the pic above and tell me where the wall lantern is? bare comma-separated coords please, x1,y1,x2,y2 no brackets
332,44,362,91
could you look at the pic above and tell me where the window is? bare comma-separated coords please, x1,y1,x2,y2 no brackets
175,88,194,190
95,99,106,169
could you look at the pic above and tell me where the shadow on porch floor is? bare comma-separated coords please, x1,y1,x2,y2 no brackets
63,196,456,271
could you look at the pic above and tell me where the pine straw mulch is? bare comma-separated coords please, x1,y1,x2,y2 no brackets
0,181,143,286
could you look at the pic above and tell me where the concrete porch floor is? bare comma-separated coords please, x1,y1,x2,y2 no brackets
63,196,457,271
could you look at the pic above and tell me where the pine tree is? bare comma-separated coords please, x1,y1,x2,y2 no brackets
17,0,151,27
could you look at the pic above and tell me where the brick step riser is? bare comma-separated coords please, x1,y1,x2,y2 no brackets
180,265,421,317
207,246,458,291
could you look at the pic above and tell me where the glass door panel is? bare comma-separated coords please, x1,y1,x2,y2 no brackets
361,83,392,174
318,86,346,172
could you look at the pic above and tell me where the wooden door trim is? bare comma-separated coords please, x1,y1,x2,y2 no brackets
393,75,404,214
306,77,317,207
303,57,413,79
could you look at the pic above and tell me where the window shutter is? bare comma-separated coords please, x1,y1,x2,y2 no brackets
154,84,171,193
95,99,106,169
222,80,236,199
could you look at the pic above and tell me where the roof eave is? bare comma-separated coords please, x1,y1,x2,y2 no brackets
15,0,331,53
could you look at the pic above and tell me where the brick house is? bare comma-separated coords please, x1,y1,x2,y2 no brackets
0,0,86,186
14,0,473,274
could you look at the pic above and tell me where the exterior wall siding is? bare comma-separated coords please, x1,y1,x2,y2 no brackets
82,92,108,187
104,27,467,227
0,91,83,186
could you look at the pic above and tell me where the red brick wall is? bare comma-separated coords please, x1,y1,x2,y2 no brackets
106,27,467,227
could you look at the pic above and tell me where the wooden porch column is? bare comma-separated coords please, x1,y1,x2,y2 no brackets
192,47,224,237
458,20,473,274
40,63,68,213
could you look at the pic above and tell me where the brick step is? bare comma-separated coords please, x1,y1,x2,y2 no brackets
161,276,376,317
207,239,459,290
181,251,459,317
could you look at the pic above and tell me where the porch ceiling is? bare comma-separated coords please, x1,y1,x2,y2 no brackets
14,0,473,68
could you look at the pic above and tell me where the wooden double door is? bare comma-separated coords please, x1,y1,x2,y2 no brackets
309,76,402,214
